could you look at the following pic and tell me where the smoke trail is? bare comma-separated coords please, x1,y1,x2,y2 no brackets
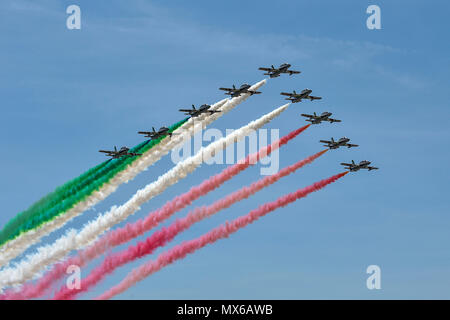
0,120,187,251
1,80,265,264
97,171,348,300
0,101,285,289
53,149,327,299
1,124,309,300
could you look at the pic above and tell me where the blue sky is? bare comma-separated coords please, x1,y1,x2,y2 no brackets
0,0,449,299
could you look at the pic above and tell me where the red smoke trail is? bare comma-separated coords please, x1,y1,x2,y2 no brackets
96,171,348,300
0,125,309,300
53,149,327,299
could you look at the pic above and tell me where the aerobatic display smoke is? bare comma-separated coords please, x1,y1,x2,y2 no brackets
0,100,286,290
53,149,327,299
97,171,348,300
1,124,309,300
0,160,110,245
0,119,187,261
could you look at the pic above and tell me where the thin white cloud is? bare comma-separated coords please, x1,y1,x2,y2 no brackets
2,0,427,90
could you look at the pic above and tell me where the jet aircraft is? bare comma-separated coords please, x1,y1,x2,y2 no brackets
179,104,220,117
258,63,301,78
320,137,358,149
280,89,322,103
99,146,142,159
341,160,379,172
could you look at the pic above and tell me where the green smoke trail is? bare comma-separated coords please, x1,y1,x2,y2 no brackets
0,161,110,249
0,118,189,247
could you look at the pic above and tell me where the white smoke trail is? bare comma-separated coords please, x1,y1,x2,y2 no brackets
0,80,266,267
0,101,288,289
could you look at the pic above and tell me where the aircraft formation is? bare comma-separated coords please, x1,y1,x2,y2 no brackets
98,63,378,172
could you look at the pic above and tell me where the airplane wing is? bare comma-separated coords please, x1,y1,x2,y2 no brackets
346,144,359,148
288,70,301,75
327,118,341,123
301,113,314,118
368,166,379,171
308,96,322,101
179,109,193,112
319,140,332,144
258,67,273,71
138,131,152,135
340,162,353,166
280,92,294,97
249,90,261,95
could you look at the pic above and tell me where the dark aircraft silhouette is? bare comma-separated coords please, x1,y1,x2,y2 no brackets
280,89,322,103
138,127,173,140
219,83,261,97
258,63,301,78
320,137,359,150
341,160,379,172
301,112,341,124
99,146,142,159
179,104,221,118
